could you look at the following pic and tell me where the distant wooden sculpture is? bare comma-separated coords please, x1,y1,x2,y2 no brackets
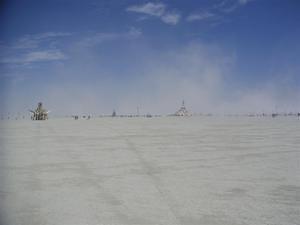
174,100,190,116
30,102,49,120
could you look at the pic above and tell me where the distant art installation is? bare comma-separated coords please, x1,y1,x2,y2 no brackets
30,102,49,120
174,100,190,116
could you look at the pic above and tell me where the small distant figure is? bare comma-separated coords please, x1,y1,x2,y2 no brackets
297,113,300,119
272,113,278,118
112,110,116,117
74,115,79,120
87,115,91,120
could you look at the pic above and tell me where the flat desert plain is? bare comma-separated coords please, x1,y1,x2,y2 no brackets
0,117,299,225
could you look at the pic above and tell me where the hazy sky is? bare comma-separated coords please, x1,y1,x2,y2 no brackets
0,0,299,115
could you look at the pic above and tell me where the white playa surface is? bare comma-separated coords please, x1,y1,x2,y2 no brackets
0,117,299,225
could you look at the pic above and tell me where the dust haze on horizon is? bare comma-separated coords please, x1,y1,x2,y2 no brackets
0,0,299,116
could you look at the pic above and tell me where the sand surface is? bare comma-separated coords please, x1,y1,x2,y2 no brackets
0,117,299,225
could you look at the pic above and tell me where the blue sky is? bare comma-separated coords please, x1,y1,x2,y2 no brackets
0,0,300,115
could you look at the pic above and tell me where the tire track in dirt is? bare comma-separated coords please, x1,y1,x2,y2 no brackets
102,119,183,225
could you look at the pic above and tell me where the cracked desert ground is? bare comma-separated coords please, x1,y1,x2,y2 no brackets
0,117,299,225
